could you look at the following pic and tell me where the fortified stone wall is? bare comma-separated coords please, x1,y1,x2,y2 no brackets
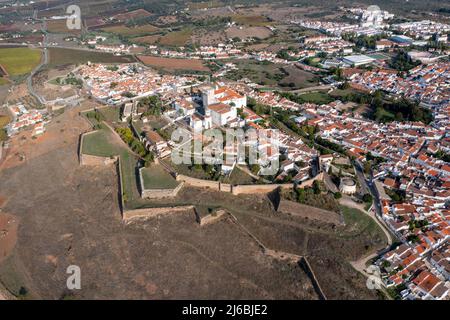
199,210,227,226
80,153,118,166
141,182,185,199
122,205,196,221
176,174,221,191
176,173,324,195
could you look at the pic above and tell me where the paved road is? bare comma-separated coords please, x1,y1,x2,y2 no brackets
349,250,392,299
323,171,338,193
353,161,370,195
340,195,394,299
353,161,394,237
26,20,48,105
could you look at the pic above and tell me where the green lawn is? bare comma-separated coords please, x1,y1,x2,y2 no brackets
81,125,139,206
367,53,389,60
339,206,386,243
0,47,41,76
297,92,333,105
99,107,121,123
81,127,119,157
141,164,179,189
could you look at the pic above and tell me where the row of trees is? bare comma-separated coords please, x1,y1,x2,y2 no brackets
115,127,154,166
341,33,389,50
370,90,433,124
139,95,164,117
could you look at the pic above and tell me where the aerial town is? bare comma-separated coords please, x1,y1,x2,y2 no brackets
0,0,448,303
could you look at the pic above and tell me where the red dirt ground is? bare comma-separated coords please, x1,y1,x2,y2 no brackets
0,213,18,264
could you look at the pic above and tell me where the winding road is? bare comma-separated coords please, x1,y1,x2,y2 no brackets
27,21,48,106
339,196,393,299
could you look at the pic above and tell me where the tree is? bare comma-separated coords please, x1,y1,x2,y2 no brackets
335,67,344,81
334,192,342,199
340,81,350,90
250,164,260,175
389,50,420,71
364,161,372,175
297,188,306,203
141,95,163,116
406,234,420,243
237,107,246,119
312,180,321,195
362,193,373,203
0,128,7,141
18,286,28,297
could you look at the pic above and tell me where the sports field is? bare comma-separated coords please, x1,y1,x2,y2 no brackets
0,47,41,76
367,53,390,60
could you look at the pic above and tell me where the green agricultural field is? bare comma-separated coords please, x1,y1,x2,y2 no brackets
48,48,135,67
141,164,179,189
0,47,41,76
188,0,223,10
232,15,273,27
0,115,11,128
159,28,193,46
102,24,160,37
